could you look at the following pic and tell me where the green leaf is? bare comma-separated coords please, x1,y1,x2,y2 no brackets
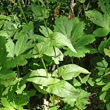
54,16,79,38
14,36,33,56
53,64,89,80
0,15,11,20
46,80,79,98
64,45,92,58
80,75,89,84
50,32,76,53
71,22,85,42
74,35,95,46
99,91,107,102
6,39,15,57
33,41,50,58
0,36,7,67
102,82,110,91
0,30,10,38
88,78,95,86
5,55,28,68
73,78,81,86
93,28,109,37
44,47,64,62
0,68,16,84
27,77,59,86
104,48,110,57
65,34,95,58
86,10,105,28
78,0,85,3
3,21,16,37
31,4,49,19
0,20,4,28
98,37,110,54
98,0,110,14
1,98,15,110
106,102,110,110
86,10,110,37
39,26,53,37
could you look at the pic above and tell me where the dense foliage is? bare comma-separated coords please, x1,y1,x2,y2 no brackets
0,0,110,110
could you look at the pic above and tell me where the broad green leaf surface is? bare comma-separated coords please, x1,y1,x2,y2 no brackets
0,36,7,67
102,82,110,91
44,47,64,62
93,28,110,37
62,90,90,109
1,98,15,110
0,30,9,38
33,41,50,57
104,48,110,57
73,78,81,86
53,64,89,80
64,45,96,58
54,16,79,38
6,39,14,57
34,34,46,42
3,21,16,37
5,55,28,68
46,80,79,98
31,4,49,19
28,69,47,77
98,0,110,14
0,15,11,20
86,10,105,28
106,102,110,110
79,75,89,84
27,77,59,86
86,10,110,37
50,32,76,53
39,26,53,37
98,37,110,54
73,35,95,47
0,67,16,85
15,36,33,56
0,20,4,28
54,16,95,58
71,22,85,41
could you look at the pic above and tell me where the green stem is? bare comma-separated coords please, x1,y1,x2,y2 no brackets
37,0,60,76
17,0,48,78
17,65,20,78
37,0,50,36
41,58,48,78
17,0,28,24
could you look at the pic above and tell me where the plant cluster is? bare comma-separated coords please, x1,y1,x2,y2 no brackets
0,0,110,110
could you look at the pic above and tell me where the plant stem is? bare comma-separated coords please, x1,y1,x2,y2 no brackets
17,0,28,24
41,58,48,78
37,0,60,76
17,0,48,78
37,0,50,36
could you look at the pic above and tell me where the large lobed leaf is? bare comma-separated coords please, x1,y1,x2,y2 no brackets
50,32,76,53
53,64,90,80
86,10,110,37
98,0,110,14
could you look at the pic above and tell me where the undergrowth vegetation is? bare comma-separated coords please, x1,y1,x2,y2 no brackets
0,0,110,110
